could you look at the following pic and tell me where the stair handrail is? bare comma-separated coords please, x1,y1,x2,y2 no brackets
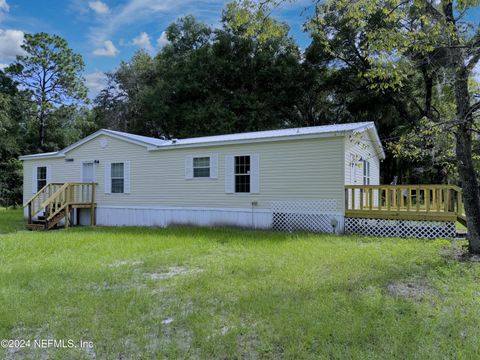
24,183,65,220
23,183,50,208
40,182,70,209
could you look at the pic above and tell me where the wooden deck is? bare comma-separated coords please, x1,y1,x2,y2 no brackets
24,182,96,230
345,185,466,225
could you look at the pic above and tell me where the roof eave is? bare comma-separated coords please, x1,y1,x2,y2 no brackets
148,130,353,151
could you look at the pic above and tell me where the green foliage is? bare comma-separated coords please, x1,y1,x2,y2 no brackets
6,32,87,150
95,15,306,138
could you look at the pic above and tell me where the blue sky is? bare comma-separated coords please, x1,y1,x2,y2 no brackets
1,1,479,98
0,0,314,97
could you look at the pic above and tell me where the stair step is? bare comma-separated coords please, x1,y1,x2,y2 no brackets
25,223,46,231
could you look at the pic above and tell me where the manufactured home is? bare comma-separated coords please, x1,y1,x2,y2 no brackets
20,122,465,238
21,122,382,231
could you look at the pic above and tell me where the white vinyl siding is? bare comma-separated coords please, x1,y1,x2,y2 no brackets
225,155,234,193
23,134,347,212
104,161,111,194
250,154,260,194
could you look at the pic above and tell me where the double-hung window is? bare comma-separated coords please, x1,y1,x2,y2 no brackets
111,162,125,193
37,166,47,191
193,157,210,178
362,160,370,185
235,156,250,193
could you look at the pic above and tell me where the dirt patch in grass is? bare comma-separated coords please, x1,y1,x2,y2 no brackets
439,245,480,262
106,260,144,268
387,279,433,300
143,266,203,280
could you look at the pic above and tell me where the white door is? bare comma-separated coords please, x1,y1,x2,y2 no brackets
82,162,94,182
82,162,94,202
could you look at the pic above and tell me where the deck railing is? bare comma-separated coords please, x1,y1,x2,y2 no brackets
345,185,465,223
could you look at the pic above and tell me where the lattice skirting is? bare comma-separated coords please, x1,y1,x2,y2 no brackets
345,217,456,239
272,200,343,233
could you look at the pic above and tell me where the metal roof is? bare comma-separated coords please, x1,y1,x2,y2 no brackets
170,122,376,146
19,122,385,160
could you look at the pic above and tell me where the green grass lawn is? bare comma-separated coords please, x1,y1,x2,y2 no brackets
0,207,25,234
0,209,479,359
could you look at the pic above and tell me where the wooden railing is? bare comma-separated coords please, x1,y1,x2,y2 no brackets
345,185,465,222
24,182,96,227
24,183,64,223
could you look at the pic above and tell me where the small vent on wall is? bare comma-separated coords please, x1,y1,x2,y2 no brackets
65,158,74,162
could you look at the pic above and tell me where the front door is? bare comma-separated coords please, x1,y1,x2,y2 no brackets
82,162,94,202
82,162,94,182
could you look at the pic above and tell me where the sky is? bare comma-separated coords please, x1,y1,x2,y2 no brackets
0,0,314,97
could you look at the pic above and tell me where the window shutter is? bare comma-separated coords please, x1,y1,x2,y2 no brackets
210,154,218,179
225,155,234,193
185,156,193,179
124,161,131,194
46,165,52,184
104,162,111,194
32,166,37,194
250,154,260,194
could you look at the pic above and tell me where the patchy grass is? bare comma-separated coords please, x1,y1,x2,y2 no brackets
0,207,24,234
0,209,479,359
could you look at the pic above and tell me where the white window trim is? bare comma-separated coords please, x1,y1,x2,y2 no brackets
185,154,218,180
105,161,130,195
362,159,371,185
226,153,260,195
111,162,125,194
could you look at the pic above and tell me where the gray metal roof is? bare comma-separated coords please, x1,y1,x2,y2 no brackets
20,122,384,160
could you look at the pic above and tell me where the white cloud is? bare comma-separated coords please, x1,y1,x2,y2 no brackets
88,0,222,44
92,40,119,57
0,0,9,12
132,32,153,52
0,29,25,62
0,63,8,70
157,31,169,49
0,0,9,22
85,71,108,97
89,1,109,14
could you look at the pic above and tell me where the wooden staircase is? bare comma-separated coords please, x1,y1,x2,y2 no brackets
24,182,96,231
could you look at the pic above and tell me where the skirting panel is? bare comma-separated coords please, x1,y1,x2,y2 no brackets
345,217,456,239
271,200,344,234
96,206,272,229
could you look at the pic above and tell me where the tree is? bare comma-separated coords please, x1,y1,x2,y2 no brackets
95,15,306,139
310,0,480,253
6,32,87,151
0,70,25,206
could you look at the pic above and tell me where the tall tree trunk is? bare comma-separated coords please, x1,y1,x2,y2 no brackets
421,65,433,119
454,67,480,253
38,110,46,150
443,0,480,253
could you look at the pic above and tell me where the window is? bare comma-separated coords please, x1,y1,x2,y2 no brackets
37,166,47,191
363,160,370,185
235,156,250,193
193,157,210,178
111,162,124,193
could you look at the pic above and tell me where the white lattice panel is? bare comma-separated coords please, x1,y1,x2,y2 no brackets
345,218,455,239
271,200,340,233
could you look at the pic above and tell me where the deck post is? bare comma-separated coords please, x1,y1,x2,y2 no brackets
28,203,32,224
91,182,96,226
65,205,69,229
